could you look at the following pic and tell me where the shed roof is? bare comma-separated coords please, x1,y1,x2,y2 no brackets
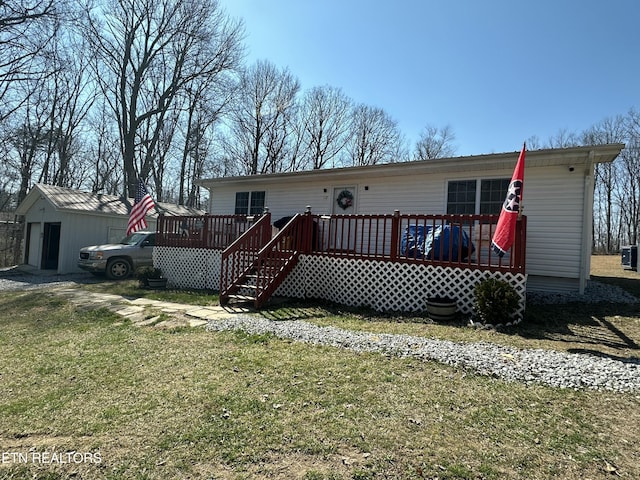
16,184,205,217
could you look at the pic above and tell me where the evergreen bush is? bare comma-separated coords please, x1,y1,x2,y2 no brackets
473,278,519,325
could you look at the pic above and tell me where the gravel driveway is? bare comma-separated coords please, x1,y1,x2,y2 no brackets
0,267,100,292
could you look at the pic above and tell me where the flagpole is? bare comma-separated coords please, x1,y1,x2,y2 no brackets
490,143,526,258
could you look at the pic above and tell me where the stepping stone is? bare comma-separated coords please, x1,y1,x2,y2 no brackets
187,319,208,327
136,316,162,326
125,312,149,323
129,298,161,306
184,308,217,319
115,306,145,317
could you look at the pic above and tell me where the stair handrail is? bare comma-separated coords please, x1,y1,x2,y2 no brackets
253,211,314,306
220,212,272,300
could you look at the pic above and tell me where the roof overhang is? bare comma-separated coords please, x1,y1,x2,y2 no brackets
197,144,625,189
15,185,52,216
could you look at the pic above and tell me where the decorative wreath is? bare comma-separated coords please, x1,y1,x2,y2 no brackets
336,189,354,210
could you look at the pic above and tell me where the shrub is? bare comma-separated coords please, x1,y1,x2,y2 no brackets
473,278,520,325
135,266,163,286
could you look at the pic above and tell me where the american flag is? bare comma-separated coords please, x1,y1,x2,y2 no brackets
126,179,155,235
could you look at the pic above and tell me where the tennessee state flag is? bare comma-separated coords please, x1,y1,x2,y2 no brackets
491,143,525,257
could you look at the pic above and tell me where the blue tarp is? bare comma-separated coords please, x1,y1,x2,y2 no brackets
401,224,475,261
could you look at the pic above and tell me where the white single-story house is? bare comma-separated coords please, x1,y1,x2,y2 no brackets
15,184,204,274
196,144,625,295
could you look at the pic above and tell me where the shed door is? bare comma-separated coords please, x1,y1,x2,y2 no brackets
41,223,61,270
26,223,41,267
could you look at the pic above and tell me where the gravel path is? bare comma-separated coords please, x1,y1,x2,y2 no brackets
2,269,639,392
527,280,640,304
206,281,640,393
206,315,640,393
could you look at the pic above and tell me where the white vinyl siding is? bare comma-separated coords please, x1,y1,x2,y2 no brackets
526,276,580,293
202,151,610,292
524,165,585,279
355,175,446,214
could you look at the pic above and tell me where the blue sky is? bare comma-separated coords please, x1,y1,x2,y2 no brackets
222,0,640,156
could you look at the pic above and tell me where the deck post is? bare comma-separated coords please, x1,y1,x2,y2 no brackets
201,215,209,248
303,206,313,253
157,214,164,236
262,208,271,245
390,210,400,260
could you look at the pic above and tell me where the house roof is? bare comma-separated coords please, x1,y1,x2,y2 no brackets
197,143,625,187
16,184,205,217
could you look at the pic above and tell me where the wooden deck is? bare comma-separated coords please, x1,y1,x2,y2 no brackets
157,211,526,274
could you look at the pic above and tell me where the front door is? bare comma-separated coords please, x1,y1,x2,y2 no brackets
41,223,61,270
330,187,357,252
332,186,356,214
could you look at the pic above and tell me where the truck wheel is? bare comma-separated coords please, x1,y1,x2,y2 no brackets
106,258,131,280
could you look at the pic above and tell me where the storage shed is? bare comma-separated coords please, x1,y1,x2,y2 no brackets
15,184,204,274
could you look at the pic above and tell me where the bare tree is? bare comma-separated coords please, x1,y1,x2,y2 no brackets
581,116,626,252
414,124,457,160
546,128,581,148
85,99,122,195
618,110,640,247
0,0,60,122
525,135,542,150
83,0,244,197
176,77,230,205
1,17,95,205
298,85,352,170
148,108,179,202
345,104,404,166
5,81,53,204
39,34,95,188
262,74,300,173
225,60,300,175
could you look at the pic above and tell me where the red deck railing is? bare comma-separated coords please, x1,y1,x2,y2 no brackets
156,214,257,249
157,211,526,274
219,212,272,302
311,212,526,273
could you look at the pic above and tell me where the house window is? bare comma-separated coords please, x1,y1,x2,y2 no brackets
447,180,476,214
235,191,265,215
447,179,510,215
480,179,510,214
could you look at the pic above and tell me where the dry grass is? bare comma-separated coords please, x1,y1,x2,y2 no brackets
591,254,640,297
0,257,639,479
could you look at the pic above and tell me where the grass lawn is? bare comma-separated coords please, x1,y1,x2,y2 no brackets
0,257,639,479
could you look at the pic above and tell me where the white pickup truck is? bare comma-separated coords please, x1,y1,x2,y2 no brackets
78,231,155,279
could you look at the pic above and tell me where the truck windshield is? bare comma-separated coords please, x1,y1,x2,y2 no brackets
120,233,147,245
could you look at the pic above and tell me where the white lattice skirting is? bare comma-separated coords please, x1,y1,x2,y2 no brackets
275,255,527,318
155,248,527,317
154,247,221,290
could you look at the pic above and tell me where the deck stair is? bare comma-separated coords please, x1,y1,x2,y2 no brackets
220,212,314,308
